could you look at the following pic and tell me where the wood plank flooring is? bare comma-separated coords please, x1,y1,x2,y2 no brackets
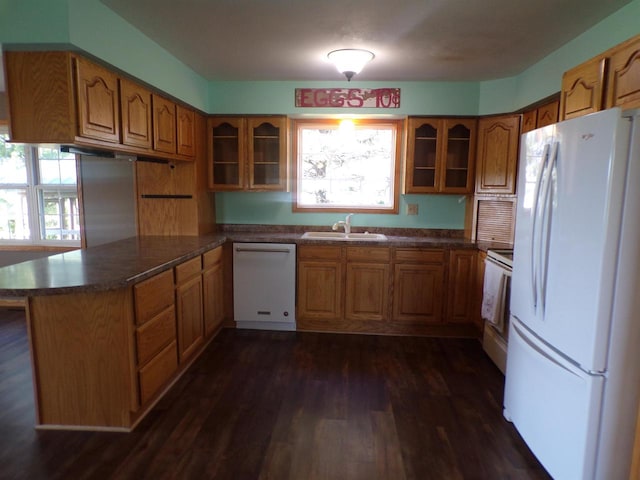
0,308,550,480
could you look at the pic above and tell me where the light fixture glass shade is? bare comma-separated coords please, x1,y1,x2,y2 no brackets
327,49,375,81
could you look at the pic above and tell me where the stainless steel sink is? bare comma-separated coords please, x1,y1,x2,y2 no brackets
301,231,388,241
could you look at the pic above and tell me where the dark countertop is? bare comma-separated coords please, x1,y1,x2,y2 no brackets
0,229,510,297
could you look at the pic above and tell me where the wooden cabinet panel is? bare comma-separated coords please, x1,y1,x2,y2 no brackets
175,268,204,363
134,269,175,326
536,101,559,128
394,248,445,264
120,78,152,149
138,340,178,405
298,245,342,261
392,264,444,324
4,51,77,143
203,259,224,336
405,117,476,193
446,250,478,324
346,246,391,263
74,56,120,143
208,116,288,191
521,109,538,134
475,114,520,194
247,116,289,191
136,305,176,366
345,262,390,321
175,256,202,284
560,57,607,120
208,117,246,190
177,105,196,157
606,35,640,111
297,260,343,321
153,94,177,154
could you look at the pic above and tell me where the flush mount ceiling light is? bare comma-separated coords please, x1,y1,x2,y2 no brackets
327,49,375,81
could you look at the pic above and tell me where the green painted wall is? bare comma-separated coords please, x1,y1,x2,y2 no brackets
2,0,640,229
479,0,640,114
215,192,466,229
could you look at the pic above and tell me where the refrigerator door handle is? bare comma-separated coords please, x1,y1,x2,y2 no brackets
512,319,584,380
538,141,559,315
530,143,551,310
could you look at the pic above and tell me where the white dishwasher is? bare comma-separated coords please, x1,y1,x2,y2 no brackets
233,243,296,331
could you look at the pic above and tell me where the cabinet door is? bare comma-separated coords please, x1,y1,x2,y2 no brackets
74,56,120,143
175,274,204,362
208,117,246,190
153,94,177,154
297,260,343,321
441,118,476,193
536,101,559,128
176,105,196,157
345,262,390,321
392,264,444,324
119,78,152,149
446,249,478,325
475,114,520,194
560,57,606,120
203,261,224,337
405,118,442,193
247,116,288,191
521,109,538,134
606,36,640,111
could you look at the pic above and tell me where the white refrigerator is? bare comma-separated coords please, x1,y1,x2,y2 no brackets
504,107,640,480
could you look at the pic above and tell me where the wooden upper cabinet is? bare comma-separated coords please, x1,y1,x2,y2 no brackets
475,114,520,195
406,118,441,193
208,117,246,190
560,56,607,120
247,116,288,191
74,56,120,143
119,78,152,149
208,116,288,191
405,117,476,194
176,105,196,157
606,35,640,111
153,95,177,154
521,100,559,134
537,100,559,128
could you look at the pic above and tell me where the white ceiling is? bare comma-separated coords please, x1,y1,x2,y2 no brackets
100,0,630,82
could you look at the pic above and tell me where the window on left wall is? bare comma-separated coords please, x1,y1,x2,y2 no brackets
0,127,80,245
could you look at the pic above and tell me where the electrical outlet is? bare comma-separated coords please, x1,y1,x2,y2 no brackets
407,203,418,215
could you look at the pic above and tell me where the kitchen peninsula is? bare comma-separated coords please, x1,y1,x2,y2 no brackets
0,235,226,431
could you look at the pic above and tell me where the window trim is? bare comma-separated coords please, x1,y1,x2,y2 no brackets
292,117,403,214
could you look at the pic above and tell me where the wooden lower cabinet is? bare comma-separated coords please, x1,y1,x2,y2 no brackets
392,249,445,324
297,246,343,323
446,249,478,324
345,247,390,322
175,256,204,363
297,245,479,336
23,247,224,431
202,247,225,336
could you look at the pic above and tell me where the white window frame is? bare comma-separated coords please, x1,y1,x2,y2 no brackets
0,127,80,247
292,117,403,214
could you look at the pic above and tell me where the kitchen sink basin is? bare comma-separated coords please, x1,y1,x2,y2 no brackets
301,231,388,241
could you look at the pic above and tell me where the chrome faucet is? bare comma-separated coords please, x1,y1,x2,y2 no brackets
332,213,354,234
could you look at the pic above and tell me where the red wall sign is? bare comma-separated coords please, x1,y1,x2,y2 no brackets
295,88,400,108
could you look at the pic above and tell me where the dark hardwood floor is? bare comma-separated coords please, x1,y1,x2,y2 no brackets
0,308,550,480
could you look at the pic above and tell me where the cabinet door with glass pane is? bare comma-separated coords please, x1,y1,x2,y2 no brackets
208,117,246,190
247,116,288,191
405,118,442,193
440,118,476,194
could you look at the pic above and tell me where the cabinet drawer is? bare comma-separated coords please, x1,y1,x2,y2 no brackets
138,340,178,405
175,256,202,284
136,305,176,366
346,246,390,263
134,269,174,326
298,245,342,261
203,247,223,268
394,248,445,264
